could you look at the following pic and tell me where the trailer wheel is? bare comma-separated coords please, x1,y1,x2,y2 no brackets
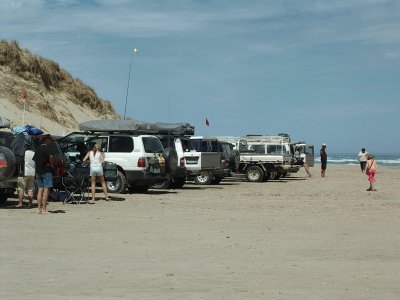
246,166,264,182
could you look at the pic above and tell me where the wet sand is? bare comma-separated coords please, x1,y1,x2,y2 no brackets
1,164,400,299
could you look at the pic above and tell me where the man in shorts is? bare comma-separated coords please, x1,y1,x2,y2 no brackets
16,145,35,207
33,135,55,214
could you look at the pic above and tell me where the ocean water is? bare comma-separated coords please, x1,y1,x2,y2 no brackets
314,153,400,167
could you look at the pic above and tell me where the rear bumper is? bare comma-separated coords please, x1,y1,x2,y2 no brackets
125,170,168,186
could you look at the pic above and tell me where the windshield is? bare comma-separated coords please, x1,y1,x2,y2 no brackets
143,137,164,153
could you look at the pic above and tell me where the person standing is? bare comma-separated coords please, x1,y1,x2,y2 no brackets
294,145,312,177
83,143,110,204
357,148,369,172
366,154,377,191
320,143,327,178
16,146,35,208
33,135,55,214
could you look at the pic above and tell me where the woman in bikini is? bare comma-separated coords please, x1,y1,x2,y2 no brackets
83,143,111,203
366,154,377,191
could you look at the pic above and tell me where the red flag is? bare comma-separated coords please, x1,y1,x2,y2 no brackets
205,118,209,126
20,92,27,100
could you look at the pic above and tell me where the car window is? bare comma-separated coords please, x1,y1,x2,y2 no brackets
266,145,283,155
250,144,265,153
109,136,133,153
143,137,164,153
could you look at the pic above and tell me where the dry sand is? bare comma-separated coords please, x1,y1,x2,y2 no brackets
1,164,400,299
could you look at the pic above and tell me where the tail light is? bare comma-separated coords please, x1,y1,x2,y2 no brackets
137,157,146,168
179,157,185,167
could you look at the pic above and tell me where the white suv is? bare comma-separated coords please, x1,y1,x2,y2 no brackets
60,132,169,193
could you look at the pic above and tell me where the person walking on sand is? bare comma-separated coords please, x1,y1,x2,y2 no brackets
320,143,327,178
366,154,377,191
33,135,55,214
357,148,369,172
16,145,35,208
83,143,110,204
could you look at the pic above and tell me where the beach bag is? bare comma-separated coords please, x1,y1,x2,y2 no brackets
26,125,44,135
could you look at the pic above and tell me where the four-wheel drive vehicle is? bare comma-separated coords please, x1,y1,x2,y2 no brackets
214,136,246,172
239,135,297,182
0,131,17,203
155,135,187,189
183,137,229,185
0,131,67,203
59,131,172,193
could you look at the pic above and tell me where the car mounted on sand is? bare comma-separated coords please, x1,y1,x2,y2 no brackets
60,119,195,193
0,130,68,204
183,136,232,185
217,134,302,182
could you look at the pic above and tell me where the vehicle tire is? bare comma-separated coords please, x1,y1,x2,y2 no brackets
106,170,127,194
229,150,240,172
194,170,213,185
128,184,150,193
246,166,264,182
162,148,178,174
170,177,185,189
0,146,17,182
151,178,171,189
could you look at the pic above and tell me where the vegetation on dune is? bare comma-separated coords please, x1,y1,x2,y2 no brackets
0,39,118,117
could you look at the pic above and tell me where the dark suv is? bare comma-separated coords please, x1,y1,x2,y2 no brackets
0,131,67,204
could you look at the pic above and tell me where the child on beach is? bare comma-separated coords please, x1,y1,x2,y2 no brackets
366,154,377,191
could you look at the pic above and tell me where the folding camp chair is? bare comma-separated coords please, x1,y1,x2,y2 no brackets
62,176,83,204
62,167,90,204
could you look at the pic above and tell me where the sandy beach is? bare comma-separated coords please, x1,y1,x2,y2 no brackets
1,164,400,299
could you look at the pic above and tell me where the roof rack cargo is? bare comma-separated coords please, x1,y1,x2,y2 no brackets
79,119,195,136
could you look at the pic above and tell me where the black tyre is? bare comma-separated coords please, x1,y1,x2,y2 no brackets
0,146,16,182
128,184,150,193
151,178,171,189
246,166,264,182
229,150,240,172
194,171,213,185
162,148,178,174
170,177,185,189
106,170,128,194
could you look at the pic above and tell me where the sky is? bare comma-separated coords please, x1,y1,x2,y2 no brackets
1,0,399,154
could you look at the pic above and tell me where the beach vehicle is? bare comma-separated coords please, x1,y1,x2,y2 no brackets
0,131,68,203
59,131,169,194
153,135,187,189
184,136,230,185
